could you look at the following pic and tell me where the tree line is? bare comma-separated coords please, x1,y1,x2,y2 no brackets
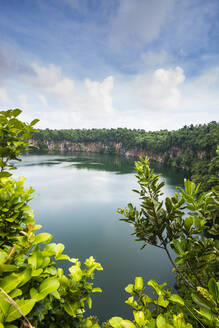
31,121,219,192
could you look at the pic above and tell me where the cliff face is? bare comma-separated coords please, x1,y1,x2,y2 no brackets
29,139,187,164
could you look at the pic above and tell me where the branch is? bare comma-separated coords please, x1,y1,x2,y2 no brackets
148,181,196,290
0,288,34,328
163,245,195,290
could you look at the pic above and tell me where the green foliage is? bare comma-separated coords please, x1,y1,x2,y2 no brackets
119,156,219,327
106,277,193,328
30,122,219,191
191,145,219,192
0,110,102,328
1,109,218,328
0,109,39,177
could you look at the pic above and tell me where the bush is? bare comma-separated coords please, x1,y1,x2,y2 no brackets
0,110,102,328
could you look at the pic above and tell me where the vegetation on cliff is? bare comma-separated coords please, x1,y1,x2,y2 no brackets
30,122,219,192
0,109,218,328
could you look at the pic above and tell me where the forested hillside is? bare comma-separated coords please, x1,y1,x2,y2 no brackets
30,121,219,191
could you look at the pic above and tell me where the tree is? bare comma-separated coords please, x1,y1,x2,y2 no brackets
118,156,219,327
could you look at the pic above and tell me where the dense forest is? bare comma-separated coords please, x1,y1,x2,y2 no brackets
30,121,219,192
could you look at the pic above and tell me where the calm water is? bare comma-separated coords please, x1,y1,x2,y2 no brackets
15,153,185,322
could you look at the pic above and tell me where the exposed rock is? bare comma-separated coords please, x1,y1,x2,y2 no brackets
29,139,206,168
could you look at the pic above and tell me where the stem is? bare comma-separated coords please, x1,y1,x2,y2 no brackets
0,288,34,328
4,245,17,264
185,304,206,328
163,245,195,290
147,181,196,290
154,244,165,250
144,172,195,290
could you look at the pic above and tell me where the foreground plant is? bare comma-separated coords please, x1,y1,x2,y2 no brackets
118,156,219,327
0,109,102,328
106,277,193,328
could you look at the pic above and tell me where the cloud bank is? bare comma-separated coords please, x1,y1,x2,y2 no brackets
0,0,218,130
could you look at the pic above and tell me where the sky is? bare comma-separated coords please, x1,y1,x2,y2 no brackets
0,0,219,130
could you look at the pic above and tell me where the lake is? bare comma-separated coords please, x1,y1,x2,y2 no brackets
15,153,185,322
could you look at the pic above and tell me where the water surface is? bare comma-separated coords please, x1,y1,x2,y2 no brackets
15,153,185,322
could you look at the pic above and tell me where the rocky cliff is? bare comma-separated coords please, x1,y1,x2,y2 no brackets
29,139,190,165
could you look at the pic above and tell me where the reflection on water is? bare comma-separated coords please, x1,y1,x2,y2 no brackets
18,153,135,174
14,153,185,322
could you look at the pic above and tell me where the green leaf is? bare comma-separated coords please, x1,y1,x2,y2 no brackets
208,278,219,302
28,247,45,269
86,295,92,309
0,250,7,265
5,299,35,322
0,297,10,318
0,268,31,293
69,266,82,282
165,198,173,213
169,294,184,306
12,109,22,117
133,311,145,326
32,268,43,277
0,172,12,178
30,119,40,126
39,277,60,297
55,254,70,261
34,233,53,245
64,301,80,317
125,284,134,294
194,216,206,230
195,307,215,324
192,292,213,311
30,288,38,300
148,280,164,296
134,277,143,292
92,287,102,293
9,289,22,299
43,266,56,275
51,290,60,300
43,243,65,257
184,179,196,196
120,320,136,328
157,295,169,308
109,317,123,328
184,217,193,230
156,314,167,328
0,265,17,273
170,239,185,256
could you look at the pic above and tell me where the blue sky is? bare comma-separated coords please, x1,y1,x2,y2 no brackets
0,0,219,130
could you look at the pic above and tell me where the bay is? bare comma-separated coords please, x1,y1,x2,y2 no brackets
15,153,185,322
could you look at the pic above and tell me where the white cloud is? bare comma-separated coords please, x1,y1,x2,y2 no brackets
21,62,115,125
0,59,218,131
84,76,114,117
30,63,62,89
134,66,185,111
179,67,219,122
